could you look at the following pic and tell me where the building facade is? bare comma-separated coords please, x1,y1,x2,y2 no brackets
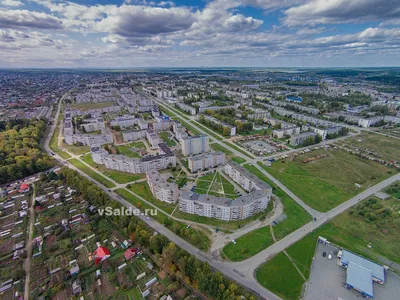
147,169,179,204
181,135,210,156
188,152,225,173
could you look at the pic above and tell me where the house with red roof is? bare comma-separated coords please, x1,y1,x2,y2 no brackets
18,183,30,193
94,246,110,264
124,248,136,260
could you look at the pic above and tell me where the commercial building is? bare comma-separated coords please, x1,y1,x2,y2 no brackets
188,152,225,173
146,169,179,204
90,143,176,174
181,135,210,156
290,131,317,146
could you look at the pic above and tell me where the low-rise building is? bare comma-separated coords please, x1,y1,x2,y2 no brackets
290,132,317,146
272,125,300,139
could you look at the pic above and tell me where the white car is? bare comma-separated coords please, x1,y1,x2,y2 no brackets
232,240,236,245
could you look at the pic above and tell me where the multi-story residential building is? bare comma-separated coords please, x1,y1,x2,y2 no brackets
188,152,225,173
172,121,188,141
358,117,384,128
152,119,173,132
64,119,113,146
80,118,106,133
110,116,139,129
179,190,270,221
181,135,210,156
151,106,160,118
176,102,197,115
224,162,271,192
147,169,179,204
272,125,300,139
122,129,147,142
313,126,346,139
290,132,317,146
202,115,236,136
146,131,162,148
90,143,176,174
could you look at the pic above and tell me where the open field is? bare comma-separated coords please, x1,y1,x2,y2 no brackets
62,141,90,155
256,252,306,300
69,101,115,110
265,148,395,212
69,158,116,188
82,153,145,184
385,181,400,199
195,171,238,199
345,131,400,161
221,164,311,261
232,157,246,164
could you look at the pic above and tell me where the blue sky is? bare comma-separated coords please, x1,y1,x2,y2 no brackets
0,0,399,67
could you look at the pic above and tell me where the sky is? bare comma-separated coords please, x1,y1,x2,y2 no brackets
0,0,400,68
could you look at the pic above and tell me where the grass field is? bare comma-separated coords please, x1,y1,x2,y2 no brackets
232,157,246,164
210,143,233,156
158,131,177,146
69,101,115,110
221,164,312,261
69,158,115,188
345,131,400,161
385,181,400,199
195,172,238,199
116,144,141,158
62,142,90,155
256,252,305,300
265,148,395,212
82,154,145,184
223,226,274,261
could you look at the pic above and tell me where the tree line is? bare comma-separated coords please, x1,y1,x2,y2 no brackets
0,118,54,184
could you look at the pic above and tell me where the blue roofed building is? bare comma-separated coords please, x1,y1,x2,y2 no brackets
286,96,303,103
346,262,374,298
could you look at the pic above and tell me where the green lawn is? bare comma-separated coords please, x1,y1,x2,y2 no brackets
223,226,274,261
210,143,233,156
222,141,254,159
265,149,395,212
195,172,238,199
231,157,246,164
116,144,141,158
385,181,400,199
256,252,305,300
158,131,177,146
62,142,90,155
69,158,115,188
82,154,145,184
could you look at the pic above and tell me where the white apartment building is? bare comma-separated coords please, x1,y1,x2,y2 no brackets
188,152,225,173
147,169,179,204
358,117,384,128
172,121,189,142
64,120,113,146
90,143,176,174
272,125,300,139
224,162,272,192
110,116,140,129
80,118,106,133
179,189,270,221
176,102,197,115
181,135,210,156
122,129,147,142
146,131,162,148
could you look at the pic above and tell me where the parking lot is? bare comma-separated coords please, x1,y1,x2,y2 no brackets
305,242,400,300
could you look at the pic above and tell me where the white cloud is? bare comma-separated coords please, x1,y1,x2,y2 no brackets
0,9,63,29
1,0,24,7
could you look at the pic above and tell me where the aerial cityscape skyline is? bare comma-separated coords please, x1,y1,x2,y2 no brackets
1,0,400,67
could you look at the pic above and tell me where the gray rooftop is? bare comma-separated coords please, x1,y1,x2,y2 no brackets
342,250,385,282
346,262,374,298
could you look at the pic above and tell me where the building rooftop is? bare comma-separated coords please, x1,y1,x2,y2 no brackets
346,262,374,298
342,250,385,282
